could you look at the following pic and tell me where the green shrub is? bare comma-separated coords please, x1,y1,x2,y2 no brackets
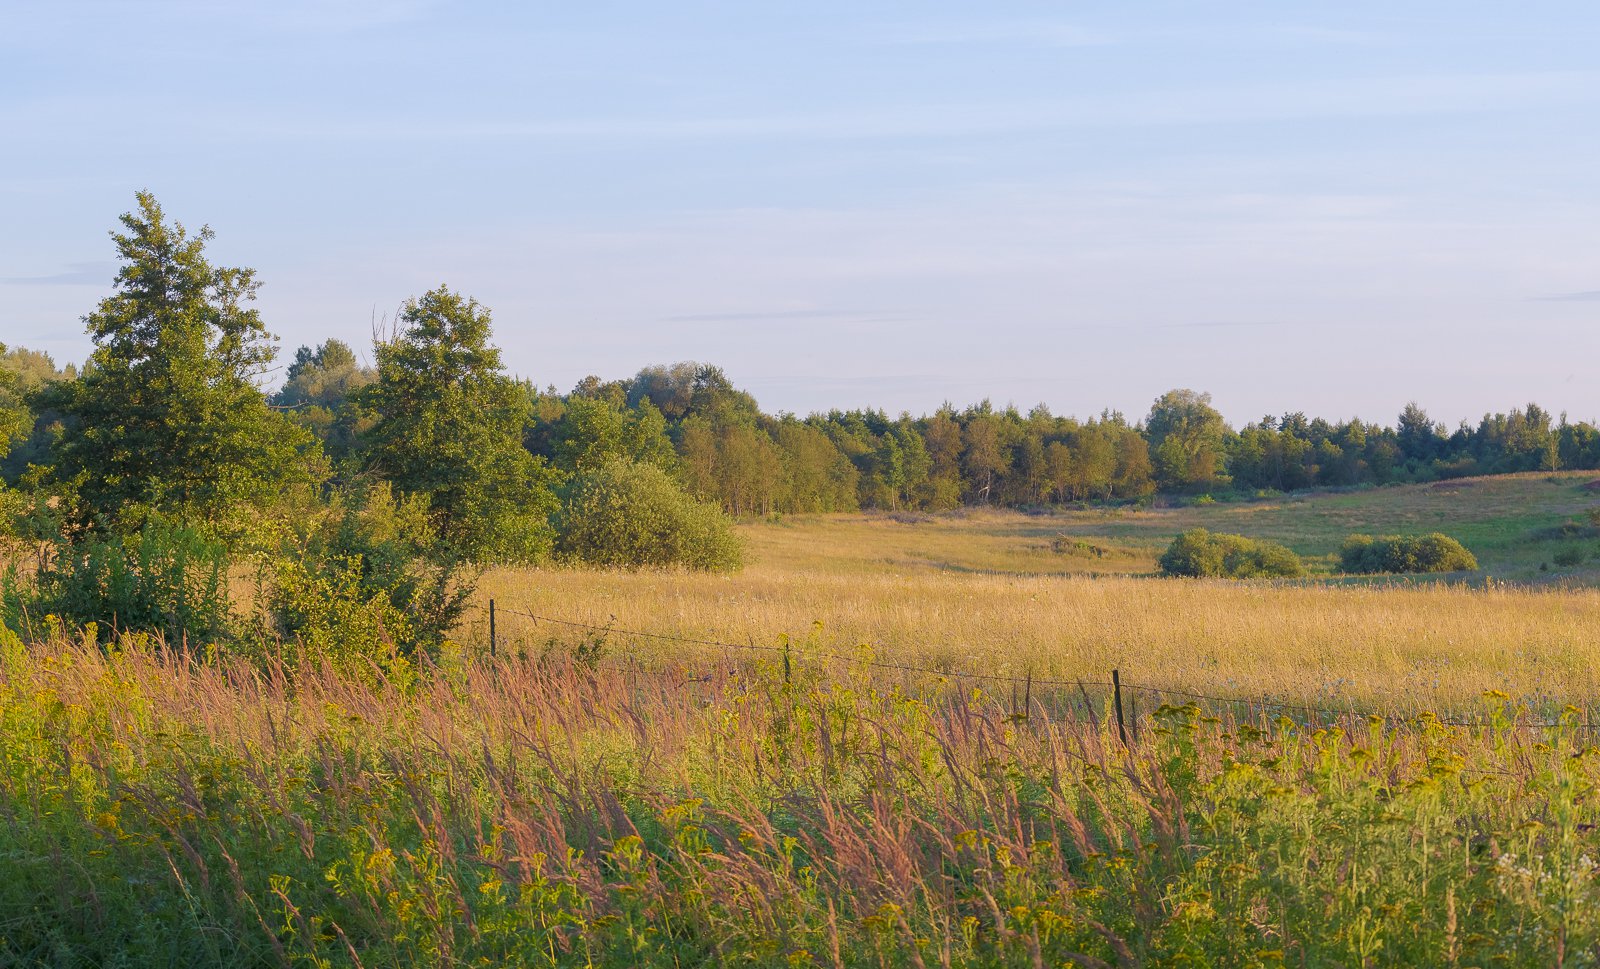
30,521,233,644
259,484,472,665
1051,535,1107,558
555,457,743,571
261,554,422,680
1158,528,1304,578
1339,532,1478,574
1553,546,1587,568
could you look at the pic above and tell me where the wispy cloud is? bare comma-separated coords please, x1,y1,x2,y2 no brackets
1535,290,1600,301
876,20,1112,48
2,262,111,286
5,0,435,40
662,308,904,325
195,69,1600,146
1156,320,1288,329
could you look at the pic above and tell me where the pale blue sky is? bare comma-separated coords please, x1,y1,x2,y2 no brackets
4,1,1598,425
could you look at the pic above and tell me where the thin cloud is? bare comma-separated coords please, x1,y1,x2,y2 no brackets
662,309,904,324
1535,290,1600,301
206,69,1600,145
2,262,111,286
877,20,1113,48
1156,320,1288,329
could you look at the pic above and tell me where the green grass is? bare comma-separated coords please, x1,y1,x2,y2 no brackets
749,471,1600,583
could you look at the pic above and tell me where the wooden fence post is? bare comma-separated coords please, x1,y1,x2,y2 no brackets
1113,668,1128,746
489,599,497,659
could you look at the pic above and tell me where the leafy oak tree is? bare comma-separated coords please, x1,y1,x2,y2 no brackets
359,286,557,563
44,193,314,530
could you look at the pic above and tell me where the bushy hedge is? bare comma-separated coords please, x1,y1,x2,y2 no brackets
556,457,742,571
25,521,232,644
258,484,471,672
1339,533,1477,574
1159,528,1305,578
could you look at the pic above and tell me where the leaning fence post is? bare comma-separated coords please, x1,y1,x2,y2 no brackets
489,599,497,659
1113,668,1128,746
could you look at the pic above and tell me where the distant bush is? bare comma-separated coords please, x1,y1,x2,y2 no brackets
1159,529,1304,578
1339,533,1478,574
1553,546,1587,568
555,458,743,571
1051,535,1108,558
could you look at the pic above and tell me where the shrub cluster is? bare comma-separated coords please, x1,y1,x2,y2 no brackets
27,520,232,644
1339,532,1478,574
554,458,742,572
1159,528,1305,578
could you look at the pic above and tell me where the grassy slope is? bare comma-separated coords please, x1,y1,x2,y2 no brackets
739,470,1600,582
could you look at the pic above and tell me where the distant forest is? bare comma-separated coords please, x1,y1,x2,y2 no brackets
3,336,1589,517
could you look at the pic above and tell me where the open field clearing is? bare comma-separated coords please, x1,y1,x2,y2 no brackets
475,474,1600,716
721,471,1600,581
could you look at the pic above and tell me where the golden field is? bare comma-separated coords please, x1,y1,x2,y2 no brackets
474,481,1600,715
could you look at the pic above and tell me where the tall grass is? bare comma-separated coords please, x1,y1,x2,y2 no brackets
5,628,1600,966
480,564,1600,713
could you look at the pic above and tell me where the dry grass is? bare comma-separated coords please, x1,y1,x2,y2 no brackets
477,503,1600,714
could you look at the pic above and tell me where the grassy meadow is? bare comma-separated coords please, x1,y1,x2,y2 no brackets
477,472,1600,715
7,633,1600,968
10,473,1600,966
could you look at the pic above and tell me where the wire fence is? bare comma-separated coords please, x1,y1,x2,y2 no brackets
471,602,1600,734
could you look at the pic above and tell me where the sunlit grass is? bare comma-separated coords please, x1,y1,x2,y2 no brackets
5,632,1600,966
474,475,1600,714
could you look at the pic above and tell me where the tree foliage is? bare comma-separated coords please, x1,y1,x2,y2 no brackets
359,286,557,564
1146,389,1228,492
43,192,314,529
0,344,73,483
271,339,375,463
555,457,742,571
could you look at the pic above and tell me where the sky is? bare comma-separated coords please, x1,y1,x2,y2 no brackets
3,1,1599,427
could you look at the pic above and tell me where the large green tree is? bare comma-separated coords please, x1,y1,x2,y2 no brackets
1145,389,1229,492
359,286,556,563
45,193,313,529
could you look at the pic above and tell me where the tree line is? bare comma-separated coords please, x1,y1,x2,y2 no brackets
0,194,1588,658
3,200,1592,539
